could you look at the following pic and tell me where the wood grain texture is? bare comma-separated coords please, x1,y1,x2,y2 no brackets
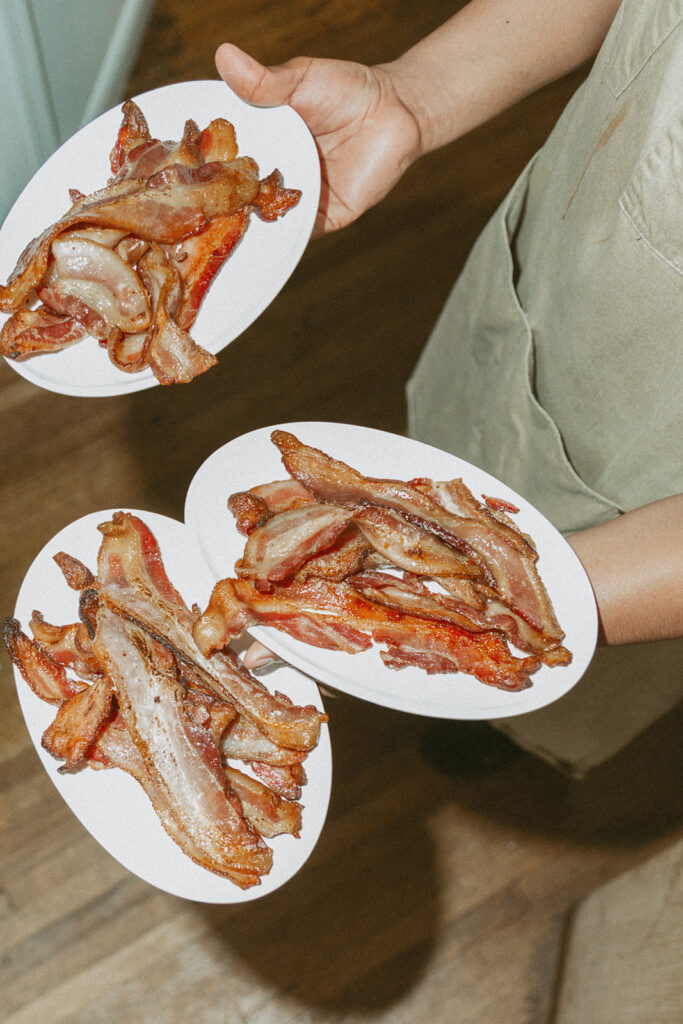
1,2,681,1022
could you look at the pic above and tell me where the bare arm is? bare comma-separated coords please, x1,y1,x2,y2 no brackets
386,0,623,155
568,495,683,646
216,0,622,232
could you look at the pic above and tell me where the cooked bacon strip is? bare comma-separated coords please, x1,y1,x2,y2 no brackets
227,479,316,535
0,157,260,312
29,611,103,681
47,236,151,333
96,512,327,750
194,575,373,657
249,760,307,802
3,617,87,703
42,675,116,770
294,525,377,582
198,577,539,690
137,243,217,384
353,505,482,582
93,607,273,885
0,306,89,358
220,714,307,767
271,432,565,645
53,552,97,591
173,210,248,330
236,503,355,589
348,571,493,633
412,477,535,556
224,766,303,838
109,99,151,175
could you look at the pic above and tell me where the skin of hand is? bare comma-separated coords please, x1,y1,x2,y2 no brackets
216,0,622,234
568,495,683,647
215,43,422,236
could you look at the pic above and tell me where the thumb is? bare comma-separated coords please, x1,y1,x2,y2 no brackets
215,43,303,107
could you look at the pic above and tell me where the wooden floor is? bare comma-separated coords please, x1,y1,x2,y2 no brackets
1,2,681,1022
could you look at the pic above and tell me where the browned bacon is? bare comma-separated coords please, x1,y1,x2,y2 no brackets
42,675,116,770
94,607,273,885
196,576,538,691
0,306,89,358
173,210,248,331
224,766,303,838
271,431,566,650
236,503,355,589
4,617,87,703
29,611,103,682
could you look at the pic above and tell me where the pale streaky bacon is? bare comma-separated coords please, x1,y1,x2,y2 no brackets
0,306,89,359
271,431,565,644
271,430,492,579
38,278,112,339
0,157,260,312
42,675,116,770
47,236,152,334
236,503,355,589
136,243,217,384
352,505,482,582
173,210,248,330
112,117,204,184
220,714,307,767
3,617,87,703
93,607,273,885
249,760,307,802
106,329,147,373
224,766,303,838
29,611,103,682
53,551,97,591
95,511,327,750
194,575,373,658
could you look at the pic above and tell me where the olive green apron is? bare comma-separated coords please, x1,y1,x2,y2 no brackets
407,0,683,774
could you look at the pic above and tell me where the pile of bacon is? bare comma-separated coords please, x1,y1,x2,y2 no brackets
4,512,327,888
0,100,301,384
193,431,572,692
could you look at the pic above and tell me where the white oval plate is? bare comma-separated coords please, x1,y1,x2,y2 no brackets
0,80,320,397
11,509,332,903
184,422,598,720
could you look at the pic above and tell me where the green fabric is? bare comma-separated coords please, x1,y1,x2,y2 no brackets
407,0,683,773
408,0,682,536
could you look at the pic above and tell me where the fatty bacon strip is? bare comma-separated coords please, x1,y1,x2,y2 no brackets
3,511,327,888
192,431,571,691
0,100,301,384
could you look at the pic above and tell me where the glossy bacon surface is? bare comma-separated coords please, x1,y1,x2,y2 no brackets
94,607,273,885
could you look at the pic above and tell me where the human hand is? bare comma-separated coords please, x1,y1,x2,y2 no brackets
215,43,422,235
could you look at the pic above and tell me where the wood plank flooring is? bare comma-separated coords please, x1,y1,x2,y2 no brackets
1,2,681,1022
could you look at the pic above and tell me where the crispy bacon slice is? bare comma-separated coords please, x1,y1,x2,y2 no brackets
251,169,302,221
194,575,373,657
93,606,273,885
0,158,260,313
136,243,217,384
53,551,97,591
4,617,87,703
96,512,327,750
224,766,303,838
249,760,307,801
196,577,538,691
173,210,248,331
236,503,355,589
0,306,89,358
220,714,307,767
29,611,103,681
42,675,116,770
271,431,566,648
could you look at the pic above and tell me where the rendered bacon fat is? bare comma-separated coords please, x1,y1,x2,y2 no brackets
0,100,301,385
193,431,571,690
4,511,327,889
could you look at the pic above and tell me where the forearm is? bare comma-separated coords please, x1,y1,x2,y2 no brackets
567,495,683,646
383,0,622,155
